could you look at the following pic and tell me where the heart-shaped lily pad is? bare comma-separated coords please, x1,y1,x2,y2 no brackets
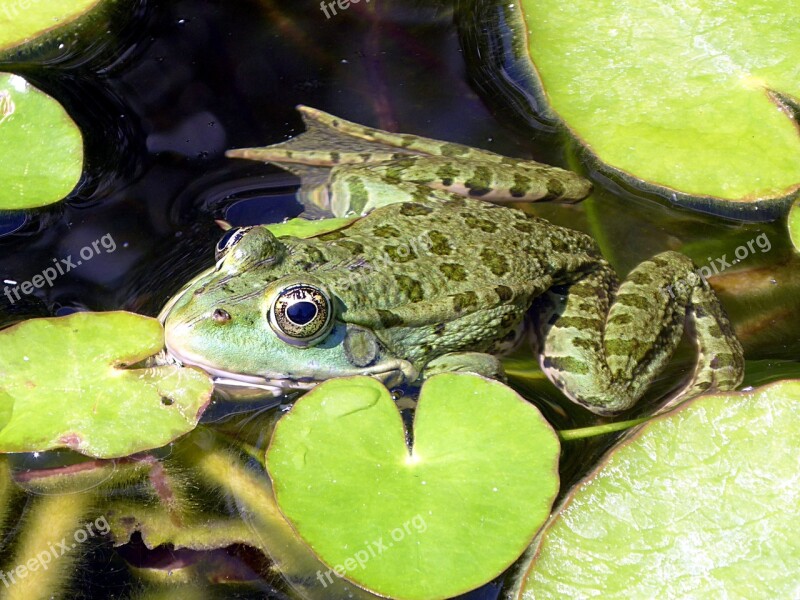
480,0,800,217
0,73,83,209
512,380,800,598
0,0,102,55
0,312,213,458
267,374,560,600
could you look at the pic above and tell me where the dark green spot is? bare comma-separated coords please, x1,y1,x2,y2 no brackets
615,294,651,310
607,313,633,326
495,285,513,302
337,240,365,256
440,143,469,157
464,215,498,233
452,291,478,313
605,338,641,357
465,166,493,197
399,203,433,217
546,178,565,198
543,356,589,375
628,271,654,286
510,173,533,198
372,224,401,238
347,177,370,212
436,163,459,187
440,263,467,281
480,248,510,277
427,230,453,256
384,244,417,263
395,275,425,302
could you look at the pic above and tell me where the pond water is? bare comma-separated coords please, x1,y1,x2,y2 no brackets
1,0,799,598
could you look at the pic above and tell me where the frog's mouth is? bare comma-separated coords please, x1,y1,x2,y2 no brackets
158,343,417,400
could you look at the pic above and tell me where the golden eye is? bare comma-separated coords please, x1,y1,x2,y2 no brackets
269,284,333,346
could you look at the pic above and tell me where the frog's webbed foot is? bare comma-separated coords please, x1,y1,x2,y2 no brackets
423,352,506,382
538,252,744,416
226,106,591,215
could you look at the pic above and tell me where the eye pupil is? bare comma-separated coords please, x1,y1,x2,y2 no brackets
287,301,318,325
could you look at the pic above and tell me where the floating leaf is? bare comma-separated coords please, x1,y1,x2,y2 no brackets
0,0,103,55
266,217,358,239
489,1,800,217
0,73,83,209
267,374,560,600
0,312,213,459
512,380,800,598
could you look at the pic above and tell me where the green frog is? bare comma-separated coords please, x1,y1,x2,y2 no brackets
161,107,743,415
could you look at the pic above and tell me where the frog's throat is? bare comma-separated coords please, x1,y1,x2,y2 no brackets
164,341,418,392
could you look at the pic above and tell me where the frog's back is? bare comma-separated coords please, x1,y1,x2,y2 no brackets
304,196,600,365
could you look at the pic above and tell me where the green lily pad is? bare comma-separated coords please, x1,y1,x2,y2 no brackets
0,312,213,459
0,73,83,209
512,380,800,598
267,374,560,600
0,0,102,55
789,198,800,252
498,1,800,215
266,216,358,239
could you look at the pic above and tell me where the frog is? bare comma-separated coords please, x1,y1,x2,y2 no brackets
161,107,744,415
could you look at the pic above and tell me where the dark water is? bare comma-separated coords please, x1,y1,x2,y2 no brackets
0,0,799,598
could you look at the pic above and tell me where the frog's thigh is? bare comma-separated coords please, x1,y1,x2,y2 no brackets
423,352,506,381
540,252,743,415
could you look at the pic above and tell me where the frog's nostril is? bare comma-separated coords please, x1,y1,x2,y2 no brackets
212,308,231,323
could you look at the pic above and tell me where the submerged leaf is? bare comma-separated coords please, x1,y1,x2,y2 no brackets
0,73,83,209
0,312,213,458
267,374,560,600
513,380,800,598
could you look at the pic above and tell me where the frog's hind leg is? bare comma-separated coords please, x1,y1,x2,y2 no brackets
326,156,590,215
538,252,743,416
227,107,591,212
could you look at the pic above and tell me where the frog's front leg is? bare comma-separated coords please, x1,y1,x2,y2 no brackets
538,252,744,416
423,352,506,381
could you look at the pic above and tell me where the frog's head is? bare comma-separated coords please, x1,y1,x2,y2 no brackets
162,226,416,396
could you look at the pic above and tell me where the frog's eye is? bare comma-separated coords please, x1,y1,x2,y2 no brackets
215,227,252,262
268,284,333,347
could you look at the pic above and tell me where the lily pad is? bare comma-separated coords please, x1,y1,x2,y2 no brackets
0,312,213,458
267,374,560,600
495,0,800,216
0,0,102,55
512,380,800,598
0,73,83,209
266,216,358,239
789,198,800,252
